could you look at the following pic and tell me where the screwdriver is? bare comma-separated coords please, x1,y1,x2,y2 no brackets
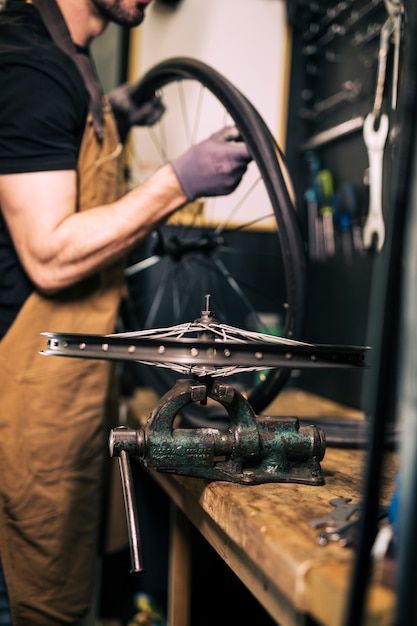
334,186,352,265
305,151,325,261
316,169,336,257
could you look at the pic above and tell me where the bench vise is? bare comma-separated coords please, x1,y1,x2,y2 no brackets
110,377,326,572
110,377,326,486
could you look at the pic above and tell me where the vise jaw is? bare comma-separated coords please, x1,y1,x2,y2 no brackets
110,378,326,486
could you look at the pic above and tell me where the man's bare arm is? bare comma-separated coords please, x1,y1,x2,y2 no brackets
0,164,187,294
0,126,252,295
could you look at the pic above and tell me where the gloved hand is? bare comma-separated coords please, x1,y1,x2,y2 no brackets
171,126,253,201
107,82,165,142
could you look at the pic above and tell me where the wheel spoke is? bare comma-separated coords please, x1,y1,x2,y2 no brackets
121,57,306,415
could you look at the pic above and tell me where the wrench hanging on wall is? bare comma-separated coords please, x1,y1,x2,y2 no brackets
373,0,403,116
362,0,404,252
362,112,389,251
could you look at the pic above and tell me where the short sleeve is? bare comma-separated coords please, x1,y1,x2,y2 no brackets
0,55,88,174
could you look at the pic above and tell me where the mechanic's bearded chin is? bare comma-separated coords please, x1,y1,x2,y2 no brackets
91,0,148,27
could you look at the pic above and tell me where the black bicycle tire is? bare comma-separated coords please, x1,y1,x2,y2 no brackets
128,56,307,412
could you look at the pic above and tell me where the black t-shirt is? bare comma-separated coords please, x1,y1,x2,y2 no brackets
0,1,90,338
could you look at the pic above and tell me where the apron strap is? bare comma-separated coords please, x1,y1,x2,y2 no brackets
31,0,104,141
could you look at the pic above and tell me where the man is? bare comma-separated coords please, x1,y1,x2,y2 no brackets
0,0,252,624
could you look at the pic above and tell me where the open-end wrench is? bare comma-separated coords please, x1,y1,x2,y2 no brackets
362,112,389,252
308,497,387,548
308,497,362,534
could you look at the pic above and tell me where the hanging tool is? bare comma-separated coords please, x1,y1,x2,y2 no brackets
375,0,404,113
305,150,324,261
305,185,321,261
300,80,362,120
316,168,336,257
361,0,403,252
369,0,403,122
362,112,389,252
301,116,365,152
388,0,404,110
337,181,364,259
335,183,353,264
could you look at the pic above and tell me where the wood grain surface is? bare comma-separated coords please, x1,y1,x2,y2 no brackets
126,387,397,626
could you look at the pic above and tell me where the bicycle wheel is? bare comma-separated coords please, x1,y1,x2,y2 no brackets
121,57,306,417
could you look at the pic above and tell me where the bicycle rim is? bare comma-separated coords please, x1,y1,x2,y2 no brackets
121,57,306,415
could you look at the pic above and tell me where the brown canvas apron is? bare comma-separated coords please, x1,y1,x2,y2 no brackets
0,94,125,625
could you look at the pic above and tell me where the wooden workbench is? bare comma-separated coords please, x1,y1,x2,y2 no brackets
126,387,397,626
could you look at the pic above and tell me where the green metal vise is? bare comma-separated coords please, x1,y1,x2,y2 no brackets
110,377,326,486
109,377,326,573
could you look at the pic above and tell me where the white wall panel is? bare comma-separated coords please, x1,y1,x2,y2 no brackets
128,0,291,229
135,0,290,142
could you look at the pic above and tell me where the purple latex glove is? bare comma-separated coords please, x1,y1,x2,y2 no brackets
107,82,165,142
171,126,253,201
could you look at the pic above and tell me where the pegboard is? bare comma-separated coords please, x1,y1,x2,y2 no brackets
284,0,407,410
